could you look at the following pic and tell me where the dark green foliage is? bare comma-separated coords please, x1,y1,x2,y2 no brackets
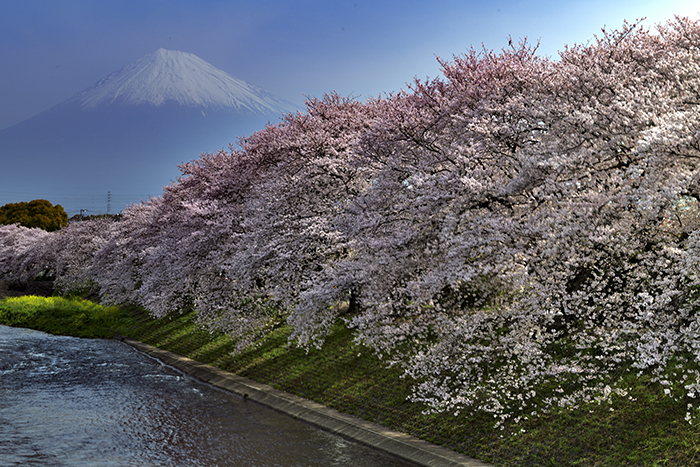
0,199,68,231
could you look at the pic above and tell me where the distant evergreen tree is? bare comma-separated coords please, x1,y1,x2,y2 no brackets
0,199,68,231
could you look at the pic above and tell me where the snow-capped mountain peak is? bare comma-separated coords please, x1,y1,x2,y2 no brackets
72,48,294,114
0,48,299,214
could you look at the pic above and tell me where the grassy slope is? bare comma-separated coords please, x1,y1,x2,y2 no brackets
1,295,699,466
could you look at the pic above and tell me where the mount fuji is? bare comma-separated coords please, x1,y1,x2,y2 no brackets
0,48,299,215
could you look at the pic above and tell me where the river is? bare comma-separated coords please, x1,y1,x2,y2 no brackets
0,325,418,466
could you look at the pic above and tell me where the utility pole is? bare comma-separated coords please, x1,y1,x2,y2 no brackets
107,191,112,214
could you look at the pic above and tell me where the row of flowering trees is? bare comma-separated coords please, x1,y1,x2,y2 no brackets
3,16,700,428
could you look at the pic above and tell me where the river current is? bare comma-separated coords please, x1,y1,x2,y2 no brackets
0,325,417,466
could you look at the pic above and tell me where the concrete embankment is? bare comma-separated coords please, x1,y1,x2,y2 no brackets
117,336,493,467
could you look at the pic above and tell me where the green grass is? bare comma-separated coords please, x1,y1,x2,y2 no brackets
2,295,700,466
0,295,124,338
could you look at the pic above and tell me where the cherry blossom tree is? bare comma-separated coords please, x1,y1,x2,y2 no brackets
93,199,168,307
0,223,52,280
361,17,700,426
42,218,114,295
219,94,383,348
131,94,384,351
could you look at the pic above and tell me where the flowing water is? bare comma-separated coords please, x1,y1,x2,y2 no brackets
0,325,418,466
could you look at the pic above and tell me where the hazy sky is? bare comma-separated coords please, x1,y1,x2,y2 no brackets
2,0,699,132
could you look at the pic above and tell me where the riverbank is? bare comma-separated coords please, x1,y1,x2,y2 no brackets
118,335,488,467
2,290,700,466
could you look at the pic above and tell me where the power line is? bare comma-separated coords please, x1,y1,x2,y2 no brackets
0,189,155,200
0,189,160,216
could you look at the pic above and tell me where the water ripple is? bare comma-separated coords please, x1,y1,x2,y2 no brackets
0,325,417,467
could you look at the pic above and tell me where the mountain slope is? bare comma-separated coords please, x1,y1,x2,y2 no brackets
0,49,299,215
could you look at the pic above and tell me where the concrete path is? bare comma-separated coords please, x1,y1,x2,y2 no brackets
117,336,494,467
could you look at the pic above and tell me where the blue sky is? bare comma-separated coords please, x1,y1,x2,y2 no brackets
1,0,699,215
1,0,699,132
